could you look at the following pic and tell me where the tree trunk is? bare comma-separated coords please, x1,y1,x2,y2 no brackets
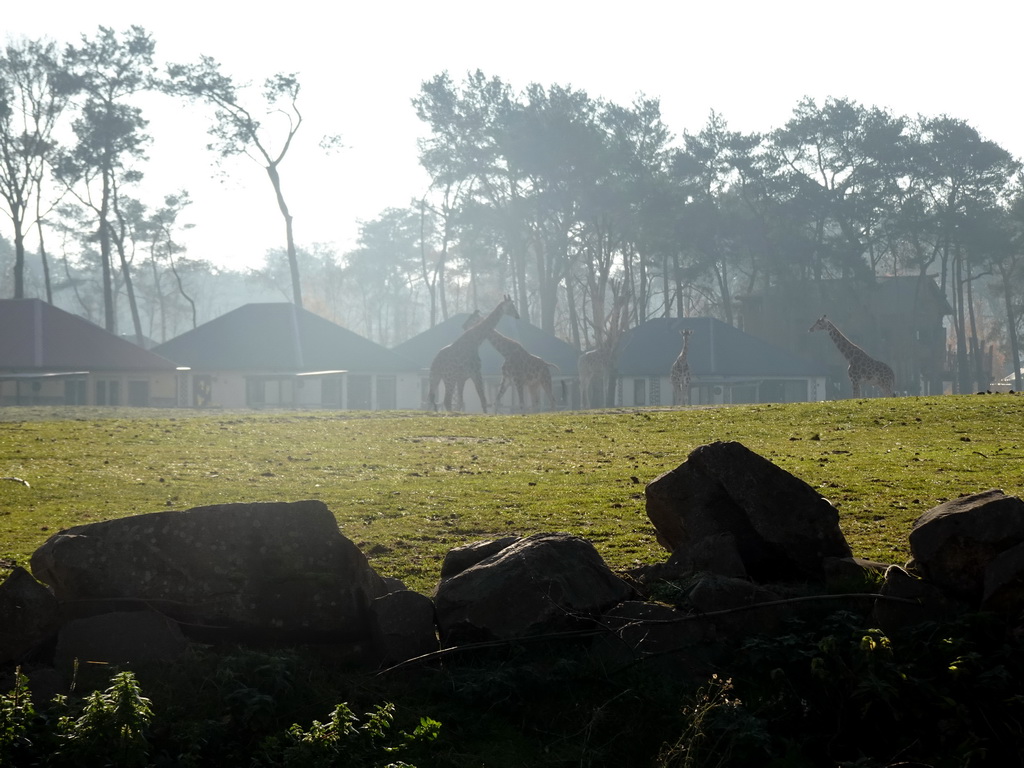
100,171,116,333
267,163,302,308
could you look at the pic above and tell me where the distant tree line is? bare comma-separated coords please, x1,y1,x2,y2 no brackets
2,30,1023,389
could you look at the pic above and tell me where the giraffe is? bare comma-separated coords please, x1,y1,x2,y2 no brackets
809,315,895,397
459,310,558,412
670,328,694,406
579,295,629,409
427,295,519,412
487,328,559,412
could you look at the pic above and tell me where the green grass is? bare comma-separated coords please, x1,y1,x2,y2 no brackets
2,395,1023,594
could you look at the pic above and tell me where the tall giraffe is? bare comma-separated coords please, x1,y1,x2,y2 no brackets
579,295,629,409
809,315,895,397
670,328,694,406
427,295,519,412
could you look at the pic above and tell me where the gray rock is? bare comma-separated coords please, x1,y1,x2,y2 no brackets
591,600,717,679
0,567,60,665
54,610,188,676
372,589,438,665
873,565,958,633
439,536,521,579
908,489,1024,604
982,540,1024,613
646,441,852,582
30,500,388,641
434,532,635,645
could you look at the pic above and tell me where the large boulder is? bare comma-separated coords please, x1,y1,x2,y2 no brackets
646,441,852,582
0,567,60,665
371,589,439,665
908,489,1024,605
54,611,188,677
30,500,389,641
434,532,635,645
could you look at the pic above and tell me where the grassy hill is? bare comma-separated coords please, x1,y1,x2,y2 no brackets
3,395,1022,592
4,395,1024,766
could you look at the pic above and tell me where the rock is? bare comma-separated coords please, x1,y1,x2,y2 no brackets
30,500,388,641
54,611,188,677
0,567,60,665
823,557,890,593
439,536,521,579
591,600,717,680
908,489,1024,605
645,441,852,582
434,532,635,645
873,565,958,634
372,589,438,665
982,540,1024,613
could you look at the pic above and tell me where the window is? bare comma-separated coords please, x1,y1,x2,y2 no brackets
376,376,396,410
96,380,121,406
633,378,646,406
348,375,372,410
65,379,87,405
128,380,149,407
322,375,342,406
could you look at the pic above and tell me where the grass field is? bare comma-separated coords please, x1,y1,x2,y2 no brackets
2,395,1023,594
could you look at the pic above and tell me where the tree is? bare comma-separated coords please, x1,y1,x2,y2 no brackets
912,116,1020,392
55,26,156,336
0,37,68,299
167,57,308,307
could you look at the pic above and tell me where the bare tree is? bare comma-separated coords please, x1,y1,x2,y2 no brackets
167,57,308,307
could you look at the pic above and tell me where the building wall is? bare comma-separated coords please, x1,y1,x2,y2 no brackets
616,375,826,406
0,372,180,407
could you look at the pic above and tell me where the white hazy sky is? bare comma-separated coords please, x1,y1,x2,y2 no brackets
5,1,1022,272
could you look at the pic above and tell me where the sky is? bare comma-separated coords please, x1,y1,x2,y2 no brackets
4,1,1022,272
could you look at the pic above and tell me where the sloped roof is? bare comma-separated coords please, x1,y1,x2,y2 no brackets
0,299,178,372
616,317,827,377
152,303,417,373
392,313,581,375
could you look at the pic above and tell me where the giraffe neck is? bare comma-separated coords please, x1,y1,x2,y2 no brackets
826,321,866,361
487,328,525,358
458,300,508,347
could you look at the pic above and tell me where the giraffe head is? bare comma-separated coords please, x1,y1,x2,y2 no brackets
680,329,693,339
500,294,520,321
809,315,830,333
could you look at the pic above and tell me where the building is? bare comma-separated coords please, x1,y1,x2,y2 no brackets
152,303,421,410
0,299,182,406
614,317,828,406
737,276,953,396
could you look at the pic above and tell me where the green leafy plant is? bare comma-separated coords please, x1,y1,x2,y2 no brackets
0,667,49,767
53,670,153,768
257,700,441,768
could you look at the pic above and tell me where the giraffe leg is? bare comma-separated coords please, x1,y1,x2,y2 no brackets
427,374,441,411
470,374,487,414
495,376,510,412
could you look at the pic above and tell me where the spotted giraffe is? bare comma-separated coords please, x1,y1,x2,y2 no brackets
671,328,694,406
487,328,559,412
809,315,895,397
457,311,558,412
427,295,519,412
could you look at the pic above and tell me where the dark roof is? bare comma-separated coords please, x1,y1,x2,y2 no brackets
0,299,178,372
392,313,581,375
152,303,418,373
616,317,827,377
